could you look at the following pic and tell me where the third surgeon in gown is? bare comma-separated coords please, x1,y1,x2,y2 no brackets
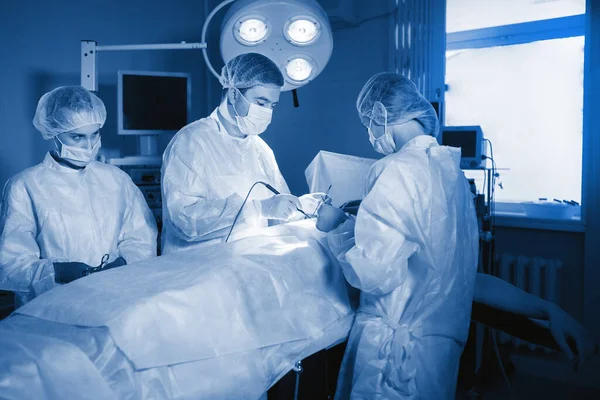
324,73,479,399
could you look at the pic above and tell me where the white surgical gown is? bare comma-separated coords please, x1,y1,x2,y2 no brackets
161,106,289,254
329,135,479,399
0,153,158,307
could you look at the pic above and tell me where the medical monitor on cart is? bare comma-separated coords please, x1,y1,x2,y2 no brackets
116,70,191,165
439,126,485,170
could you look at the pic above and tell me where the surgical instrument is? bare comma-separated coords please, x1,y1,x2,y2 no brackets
81,254,111,277
262,182,312,219
312,184,332,215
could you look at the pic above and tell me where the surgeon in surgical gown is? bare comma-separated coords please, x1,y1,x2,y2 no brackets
320,72,479,399
161,53,325,254
0,86,158,307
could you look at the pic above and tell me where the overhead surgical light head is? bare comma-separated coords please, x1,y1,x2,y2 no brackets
219,0,333,91
235,17,269,45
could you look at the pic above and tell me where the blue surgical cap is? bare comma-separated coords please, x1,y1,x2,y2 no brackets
356,72,440,137
220,53,284,90
33,86,106,140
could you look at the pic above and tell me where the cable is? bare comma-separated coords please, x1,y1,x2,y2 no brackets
224,181,269,243
224,181,290,243
293,361,303,400
483,139,497,228
201,0,236,80
483,166,488,201
491,329,518,400
483,140,511,399
484,155,497,226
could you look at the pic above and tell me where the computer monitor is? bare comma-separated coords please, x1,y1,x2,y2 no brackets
439,126,485,170
117,70,191,136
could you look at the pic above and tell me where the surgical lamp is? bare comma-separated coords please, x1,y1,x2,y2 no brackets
81,0,333,93
218,0,333,91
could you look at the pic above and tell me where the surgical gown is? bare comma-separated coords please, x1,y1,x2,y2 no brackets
329,135,479,399
161,107,289,254
0,153,158,306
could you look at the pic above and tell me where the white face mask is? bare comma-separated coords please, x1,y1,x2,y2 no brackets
232,89,273,136
368,121,396,156
55,137,101,167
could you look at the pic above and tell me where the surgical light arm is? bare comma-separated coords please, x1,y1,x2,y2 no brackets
80,0,235,91
81,41,207,92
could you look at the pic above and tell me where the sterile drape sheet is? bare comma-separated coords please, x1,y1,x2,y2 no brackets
0,221,354,400
305,151,376,207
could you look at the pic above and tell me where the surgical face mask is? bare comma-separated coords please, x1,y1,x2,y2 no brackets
232,89,273,136
55,137,101,167
368,120,396,156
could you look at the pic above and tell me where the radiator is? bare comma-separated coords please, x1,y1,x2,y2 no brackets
495,254,563,352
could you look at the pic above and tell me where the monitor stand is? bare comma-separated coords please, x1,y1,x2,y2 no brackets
139,135,158,157
107,135,162,167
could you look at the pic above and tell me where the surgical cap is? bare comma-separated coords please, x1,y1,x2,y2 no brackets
220,53,284,90
33,86,107,140
356,72,440,137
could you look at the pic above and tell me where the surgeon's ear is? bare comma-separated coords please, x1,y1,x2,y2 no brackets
226,88,237,104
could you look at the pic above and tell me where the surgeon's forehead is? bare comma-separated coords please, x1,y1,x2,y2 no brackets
245,85,280,102
66,124,101,135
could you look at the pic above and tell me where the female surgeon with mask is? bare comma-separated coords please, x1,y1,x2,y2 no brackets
0,86,158,307
161,53,327,254
316,73,597,399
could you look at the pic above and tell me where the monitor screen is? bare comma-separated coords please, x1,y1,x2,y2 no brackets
120,72,189,134
442,130,477,158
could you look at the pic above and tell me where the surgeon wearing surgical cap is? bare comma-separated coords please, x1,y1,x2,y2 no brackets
0,86,157,307
318,72,479,399
161,53,327,254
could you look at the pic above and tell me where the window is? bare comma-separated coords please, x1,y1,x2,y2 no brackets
445,0,585,220
447,0,585,32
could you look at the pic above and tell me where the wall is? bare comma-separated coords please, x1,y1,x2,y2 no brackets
0,0,211,190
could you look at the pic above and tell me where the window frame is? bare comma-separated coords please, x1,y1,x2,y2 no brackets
445,13,586,230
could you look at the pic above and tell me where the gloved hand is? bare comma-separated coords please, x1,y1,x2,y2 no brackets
299,193,333,217
546,303,598,371
53,262,93,284
259,194,302,221
316,204,348,232
102,257,127,270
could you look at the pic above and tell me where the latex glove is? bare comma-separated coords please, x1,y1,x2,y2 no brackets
102,257,127,270
299,193,333,217
316,204,348,232
259,194,302,221
53,262,93,284
546,303,598,370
